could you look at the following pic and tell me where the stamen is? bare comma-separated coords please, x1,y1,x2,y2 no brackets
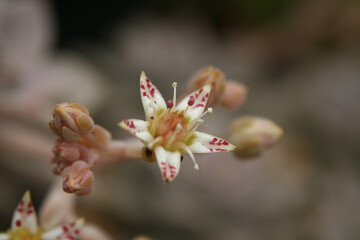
190,119,203,131
184,119,204,143
187,107,213,131
198,107,213,120
172,82,177,108
148,136,163,149
167,100,174,109
165,123,182,150
177,142,199,170
188,97,195,106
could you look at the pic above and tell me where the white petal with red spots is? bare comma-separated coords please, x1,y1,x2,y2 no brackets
155,146,181,183
118,119,154,142
189,131,236,153
176,84,211,121
11,191,38,233
42,218,84,240
140,72,166,119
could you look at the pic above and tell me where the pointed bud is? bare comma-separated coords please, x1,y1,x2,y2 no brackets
62,161,94,196
220,81,248,110
186,66,226,107
50,102,94,142
229,117,283,158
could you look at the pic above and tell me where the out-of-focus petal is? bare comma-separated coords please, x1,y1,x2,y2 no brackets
11,191,38,233
42,218,84,240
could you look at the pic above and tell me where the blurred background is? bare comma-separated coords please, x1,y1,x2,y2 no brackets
1,0,360,239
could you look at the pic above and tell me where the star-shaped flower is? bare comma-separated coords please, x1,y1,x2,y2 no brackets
119,72,235,183
0,191,84,240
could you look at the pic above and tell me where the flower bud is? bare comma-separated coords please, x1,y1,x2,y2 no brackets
62,161,94,196
220,81,248,110
50,102,94,142
229,117,283,158
186,66,226,107
52,139,98,175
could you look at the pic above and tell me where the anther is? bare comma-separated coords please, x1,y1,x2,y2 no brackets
167,100,174,109
188,97,195,106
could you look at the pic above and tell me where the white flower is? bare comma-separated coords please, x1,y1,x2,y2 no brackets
0,191,84,240
119,72,235,183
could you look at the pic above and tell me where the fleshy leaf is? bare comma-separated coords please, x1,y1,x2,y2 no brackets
189,131,236,153
176,84,211,121
140,72,166,120
155,146,181,183
11,191,38,233
118,119,154,142
42,218,84,240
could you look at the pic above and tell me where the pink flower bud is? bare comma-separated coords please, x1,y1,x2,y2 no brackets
229,117,283,158
50,102,94,142
52,139,98,175
220,81,248,110
61,161,94,196
186,66,226,107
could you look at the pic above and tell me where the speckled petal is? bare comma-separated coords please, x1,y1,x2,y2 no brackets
176,84,211,121
155,146,181,183
189,131,235,153
42,218,84,240
118,119,154,142
11,191,38,233
140,72,166,120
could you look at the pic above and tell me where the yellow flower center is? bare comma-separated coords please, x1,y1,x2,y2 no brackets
7,228,42,240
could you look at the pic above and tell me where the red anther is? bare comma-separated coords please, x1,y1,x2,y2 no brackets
167,100,174,109
187,97,195,106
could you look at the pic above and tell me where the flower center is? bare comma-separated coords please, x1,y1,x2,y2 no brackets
8,228,42,240
154,111,187,150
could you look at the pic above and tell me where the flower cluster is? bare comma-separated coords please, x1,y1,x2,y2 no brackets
47,67,283,190
49,103,112,196
0,191,83,240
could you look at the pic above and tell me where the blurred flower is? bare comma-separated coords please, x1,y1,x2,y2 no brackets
119,72,235,183
49,103,94,142
186,66,226,107
220,80,248,110
229,116,283,158
61,161,94,197
0,191,84,240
